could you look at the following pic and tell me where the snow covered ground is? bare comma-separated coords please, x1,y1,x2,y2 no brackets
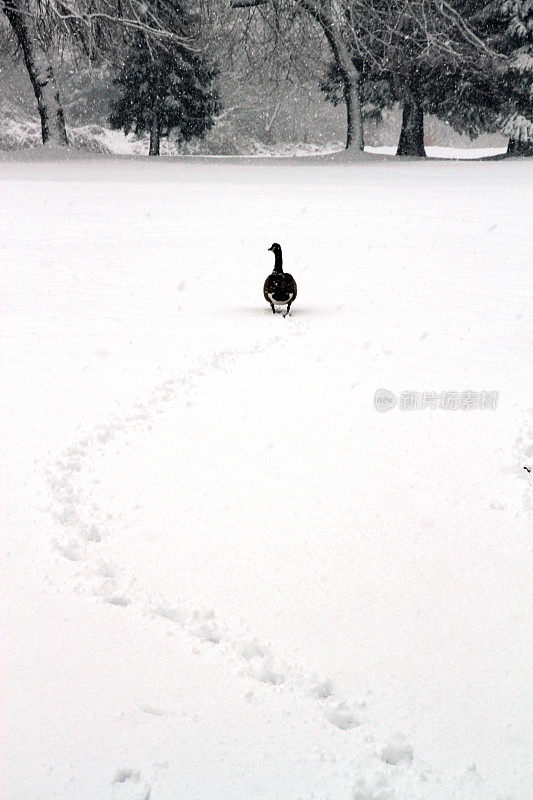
1,152,532,800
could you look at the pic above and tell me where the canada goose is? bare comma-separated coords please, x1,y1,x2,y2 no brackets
264,243,297,315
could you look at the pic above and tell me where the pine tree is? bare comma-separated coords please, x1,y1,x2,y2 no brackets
489,0,533,154
109,6,219,156
423,0,533,154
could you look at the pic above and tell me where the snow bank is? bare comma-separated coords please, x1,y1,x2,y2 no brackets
0,106,508,159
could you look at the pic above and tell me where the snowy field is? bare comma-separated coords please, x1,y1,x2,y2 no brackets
1,152,532,800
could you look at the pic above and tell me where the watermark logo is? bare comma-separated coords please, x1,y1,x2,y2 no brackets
374,389,397,412
374,390,499,411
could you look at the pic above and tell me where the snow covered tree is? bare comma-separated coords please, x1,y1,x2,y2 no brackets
1,0,216,149
2,0,69,146
231,0,366,153
318,0,491,157
477,0,532,154
109,8,219,155
423,0,533,154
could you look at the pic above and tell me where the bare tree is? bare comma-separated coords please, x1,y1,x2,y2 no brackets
299,0,364,150
213,0,324,146
231,0,364,152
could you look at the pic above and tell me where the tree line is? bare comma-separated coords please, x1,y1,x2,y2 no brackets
1,0,532,156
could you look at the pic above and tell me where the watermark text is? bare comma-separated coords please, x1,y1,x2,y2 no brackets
374,389,499,412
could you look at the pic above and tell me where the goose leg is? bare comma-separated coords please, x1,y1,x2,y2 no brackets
270,302,276,314
284,300,292,317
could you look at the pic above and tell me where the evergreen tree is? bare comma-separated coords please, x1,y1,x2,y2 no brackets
479,0,532,154
424,0,533,154
109,5,219,155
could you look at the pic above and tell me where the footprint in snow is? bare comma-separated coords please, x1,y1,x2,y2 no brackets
139,704,175,718
377,732,414,765
234,638,266,661
352,772,393,800
323,700,362,730
513,413,533,536
55,540,81,561
84,524,102,542
154,605,224,643
189,608,224,643
192,620,222,644
233,639,285,685
249,656,285,686
105,595,131,607
306,674,334,699
154,605,188,626
113,769,151,800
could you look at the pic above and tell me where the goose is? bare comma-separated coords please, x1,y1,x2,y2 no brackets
264,243,297,316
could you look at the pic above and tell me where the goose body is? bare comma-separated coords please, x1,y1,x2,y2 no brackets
264,243,297,315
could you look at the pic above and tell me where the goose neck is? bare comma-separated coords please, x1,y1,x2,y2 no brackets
273,252,283,272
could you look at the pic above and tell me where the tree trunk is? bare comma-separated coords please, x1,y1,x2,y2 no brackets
3,0,68,146
397,88,425,157
507,136,533,156
342,68,364,152
149,76,161,156
298,0,364,153
264,98,283,144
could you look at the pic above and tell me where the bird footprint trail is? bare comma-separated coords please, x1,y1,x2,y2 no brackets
512,409,533,549
45,325,491,800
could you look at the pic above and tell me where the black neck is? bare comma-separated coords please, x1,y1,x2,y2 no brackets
273,251,283,273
